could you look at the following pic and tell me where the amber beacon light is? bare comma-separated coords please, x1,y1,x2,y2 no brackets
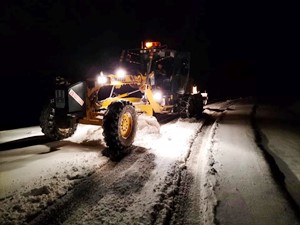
143,41,161,49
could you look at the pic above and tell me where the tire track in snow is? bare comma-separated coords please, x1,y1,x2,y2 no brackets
148,122,205,225
158,100,239,225
28,147,156,225
148,100,236,225
9,100,237,225
179,113,222,225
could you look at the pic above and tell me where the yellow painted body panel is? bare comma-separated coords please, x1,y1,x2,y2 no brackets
77,73,178,125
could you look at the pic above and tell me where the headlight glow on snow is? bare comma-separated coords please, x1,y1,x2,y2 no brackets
97,72,108,84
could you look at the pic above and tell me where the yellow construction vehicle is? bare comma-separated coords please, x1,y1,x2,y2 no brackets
40,41,208,160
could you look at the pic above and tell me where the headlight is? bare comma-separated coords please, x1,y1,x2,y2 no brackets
116,68,126,79
97,72,108,84
153,90,163,102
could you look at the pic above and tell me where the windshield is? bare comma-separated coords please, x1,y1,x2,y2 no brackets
121,49,189,74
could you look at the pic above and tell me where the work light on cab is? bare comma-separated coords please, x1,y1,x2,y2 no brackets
192,86,199,94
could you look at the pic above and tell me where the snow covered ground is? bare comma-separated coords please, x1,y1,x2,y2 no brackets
0,98,299,225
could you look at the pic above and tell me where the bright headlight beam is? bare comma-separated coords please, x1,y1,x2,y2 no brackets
97,72,108,84
116,68,126,78
153,91,163,102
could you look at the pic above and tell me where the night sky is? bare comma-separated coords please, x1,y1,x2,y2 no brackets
0,0,299,130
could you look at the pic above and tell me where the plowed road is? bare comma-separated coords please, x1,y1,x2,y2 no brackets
1,98,299,225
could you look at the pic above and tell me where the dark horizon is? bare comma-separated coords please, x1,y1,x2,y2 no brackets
1,0,299,130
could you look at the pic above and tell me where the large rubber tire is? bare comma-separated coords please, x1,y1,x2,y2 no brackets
179,95,195,118
102,100,137,160
193,93,204,119
179,94,203,119
203,97,208,106
40,101,78,140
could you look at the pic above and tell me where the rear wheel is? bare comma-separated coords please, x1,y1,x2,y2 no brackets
179,94,203,119
102,100,137,160
40,100,78,140
179,95,195,118
193,93,204,119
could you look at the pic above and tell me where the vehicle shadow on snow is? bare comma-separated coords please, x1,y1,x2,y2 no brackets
155,113,180,124
101,145,148,162
0,135,53,151
0,135,107,155
204,107,226,113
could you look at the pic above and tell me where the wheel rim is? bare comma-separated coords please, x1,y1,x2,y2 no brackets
120,112,133,139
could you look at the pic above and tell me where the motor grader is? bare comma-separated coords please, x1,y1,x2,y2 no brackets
40,41,208,159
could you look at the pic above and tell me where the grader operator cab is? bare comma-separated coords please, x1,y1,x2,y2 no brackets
40,41,208,160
